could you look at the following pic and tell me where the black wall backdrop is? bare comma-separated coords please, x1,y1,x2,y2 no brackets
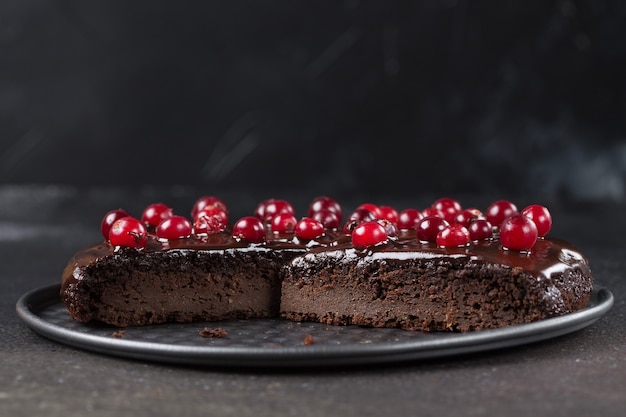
1,0,625,201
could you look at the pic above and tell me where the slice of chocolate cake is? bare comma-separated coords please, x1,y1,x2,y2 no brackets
61,237,303,327
279,236,593,332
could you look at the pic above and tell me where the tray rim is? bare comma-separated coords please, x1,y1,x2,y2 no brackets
16,284,614,367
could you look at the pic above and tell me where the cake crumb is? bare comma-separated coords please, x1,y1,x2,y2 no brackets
303,334,315,345
199,327,228,338
111,330,125,338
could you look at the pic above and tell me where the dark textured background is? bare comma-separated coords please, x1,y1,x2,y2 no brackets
2,0,626,200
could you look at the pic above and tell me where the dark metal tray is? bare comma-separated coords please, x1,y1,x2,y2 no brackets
17,284,613,367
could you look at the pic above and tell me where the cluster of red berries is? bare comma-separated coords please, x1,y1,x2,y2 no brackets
100,195,552,253
100,196,230,248
341,197,552,251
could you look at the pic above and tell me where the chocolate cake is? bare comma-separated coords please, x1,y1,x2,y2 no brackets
60,196,594,331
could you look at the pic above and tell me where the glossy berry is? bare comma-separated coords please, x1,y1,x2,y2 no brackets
432,198,462,223
232,216,266,243
356,203,382,218
378,206,399,224
454,208,484,227
500,214,538,251
101,208,131,240
193,208,227,235
421,207,445,219
109,217,148,248
255,199,294,223
486,200,518,229
295,217,325,241
397,208,423,230
342,208,377,234
436,224,470,248
416,216,450,243
308,196,342,218
156,215,192,240
351,221,388,248
191,196,227,219
521,204,552,237
141,203,174,228
271,213,298,234
468,219,493,241
311,210,341,229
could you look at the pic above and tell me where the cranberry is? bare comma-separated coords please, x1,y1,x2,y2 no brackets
311,210,341,229
193,213,227,235
156,215,192,240
255,199,294,223
521,204,552,237
436,224,470,248
109,217,148,248
295,217,325,241
232,216,266,243
191,196,227,219
342,208,377,234
193,206,228,235
454,208,484,226
421,207,445,219
432,197,462,223
141,203,174,228
271,213,298,234
500,214,538,251
397,208,423,230
468,219,493,241
101,208,131,240
486,200,518,229
308,196,342,218
378,206,399,224
416,216,450,243
351,221,388,248
356,203,382,218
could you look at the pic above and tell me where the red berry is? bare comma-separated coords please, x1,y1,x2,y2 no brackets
156,215,192,240
232,216,266,243
416,216,450,243
271,213,298,234
454,208,484,226
255,199,294,223
397,208,423,230
378,206,399,224
101,208,131,240
486,200,518,228
500,214,538,251
193,208,227,235
191,196,227,219
351,221,388,248
421,207,445,219
109,217,148,248
436,224,470,247
356,203,382,218
521,204,552,237
308,196,342,218
342,208,377,234
141,203,174,228
195,205,228,225
311,210,341,229
295,217,325,241
468,219,493,241
432,198,462,223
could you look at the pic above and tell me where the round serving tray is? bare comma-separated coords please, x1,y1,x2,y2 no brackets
17,284,613,368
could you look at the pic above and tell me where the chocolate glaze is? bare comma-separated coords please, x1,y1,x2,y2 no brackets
62,228,589,294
